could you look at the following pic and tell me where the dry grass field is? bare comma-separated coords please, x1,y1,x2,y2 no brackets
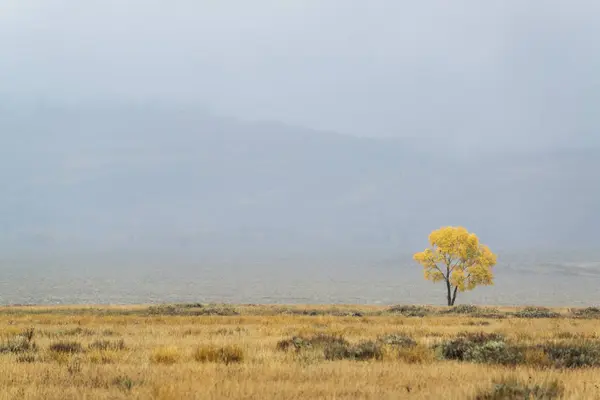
0,304,599,399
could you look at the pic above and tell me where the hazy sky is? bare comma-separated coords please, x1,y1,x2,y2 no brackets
1,1,599,148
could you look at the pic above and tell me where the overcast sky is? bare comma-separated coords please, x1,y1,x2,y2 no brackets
1,1,599,148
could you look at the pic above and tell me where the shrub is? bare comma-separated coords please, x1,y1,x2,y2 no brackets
211,327,248,336
147,305,182,315
458,332,505,344
16,354,38,363
540,341,600,368
514,307,560,319
48,341,83,354
438,333,523,365
464,321,492,326
444,304,480,314
570,307,600,319
20,328,35,342
88,350,119,364
323,342,352,360
147,304,239,316
150,346,181,365
88,339,126,351
0,336,37,354
276,337,305,352
174,303,204,309
67,356,83,374
377,334,416,348
193,345,244,364
0,328,37,354
554,331,590,340
475,378,563,400
113,375,135,391
276,334,349,352
445,305,503,319
308,334,349,348
352,341,383,361
193,306,239,316
324,340,383,361
387,305,431,317
59,327,95,336
472,312,506,320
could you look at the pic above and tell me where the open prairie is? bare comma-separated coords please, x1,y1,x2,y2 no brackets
0,304,599,399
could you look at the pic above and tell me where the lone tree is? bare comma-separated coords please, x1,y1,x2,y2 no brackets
413,226,497,306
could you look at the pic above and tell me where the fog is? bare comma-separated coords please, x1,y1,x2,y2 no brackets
1,2,599,304
2,1,600,147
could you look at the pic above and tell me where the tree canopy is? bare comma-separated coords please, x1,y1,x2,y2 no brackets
413,226,497,306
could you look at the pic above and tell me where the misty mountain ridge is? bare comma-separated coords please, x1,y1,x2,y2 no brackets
1,104,599,265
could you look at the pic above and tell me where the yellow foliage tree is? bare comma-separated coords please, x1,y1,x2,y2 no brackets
413,226,497,306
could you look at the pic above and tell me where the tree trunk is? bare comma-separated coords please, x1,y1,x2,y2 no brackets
451,286,459,306
446,279,453,306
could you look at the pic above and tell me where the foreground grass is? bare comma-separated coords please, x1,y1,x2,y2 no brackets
0,304,599,399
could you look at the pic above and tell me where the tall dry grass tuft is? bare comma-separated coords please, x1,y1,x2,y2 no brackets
150,346,181,365
193,344,244,364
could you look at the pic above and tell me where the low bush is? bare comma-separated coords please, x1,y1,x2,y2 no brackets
444,304,480,314
174,303,204,309
438,332,523,365
59,327,95,336
554,331,594,340
447,305,504,319
514,307,560,319
475,378,563,400
147,304,239,316
324,340,383,361
387,305,432,317
457,332,505,344
193,306,239,316
352,341,383,361
48,341,83,354
464,321,492,326
88,349,120,364
472,312,506,320
193,344,244,364
540,341,600,368
377,333,416,348
272,308,365,317
113,375,135,392
67,356,83,374
0,328,37,354
211,327,248,336
16,353,38,363
570,307,600,319
276,334,349,352
88,339,126,351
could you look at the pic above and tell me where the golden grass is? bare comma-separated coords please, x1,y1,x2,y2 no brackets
193,344,244,364
150,346,181,365
0,304,598,399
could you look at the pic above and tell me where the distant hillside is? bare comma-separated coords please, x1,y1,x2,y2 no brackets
1,105,598,263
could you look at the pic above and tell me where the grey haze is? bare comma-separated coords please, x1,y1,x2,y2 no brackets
0,1,599,305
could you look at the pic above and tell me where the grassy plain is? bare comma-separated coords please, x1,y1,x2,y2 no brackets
0,304,599,399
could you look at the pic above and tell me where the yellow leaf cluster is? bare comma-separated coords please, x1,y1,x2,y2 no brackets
413,226,497,293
